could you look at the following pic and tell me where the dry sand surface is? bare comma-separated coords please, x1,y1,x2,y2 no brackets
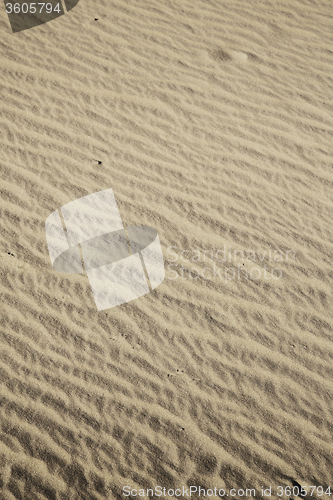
0,0,333,498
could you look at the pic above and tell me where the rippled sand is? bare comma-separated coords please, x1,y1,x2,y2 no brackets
0,0,332,498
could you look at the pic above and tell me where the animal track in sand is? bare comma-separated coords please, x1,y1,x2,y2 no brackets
210,49,258,63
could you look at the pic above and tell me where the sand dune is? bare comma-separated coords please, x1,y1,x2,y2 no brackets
0,0,332,498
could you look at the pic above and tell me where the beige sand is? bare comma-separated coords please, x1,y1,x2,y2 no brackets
0,0,332,498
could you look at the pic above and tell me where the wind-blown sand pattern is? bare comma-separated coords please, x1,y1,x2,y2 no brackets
0,0,332,498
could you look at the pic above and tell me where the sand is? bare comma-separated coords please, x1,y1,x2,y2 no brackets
0,0,332,498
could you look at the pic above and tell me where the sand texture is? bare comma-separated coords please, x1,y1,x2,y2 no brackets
0,0,332,498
